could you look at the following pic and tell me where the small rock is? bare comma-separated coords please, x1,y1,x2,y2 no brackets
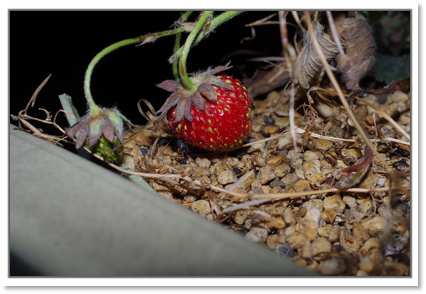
284,207,296,225
303,150,320,161
267,234,280,250
359,247,382,273
249,188,264,194
277,228,286,243
281,173,299,187
356,270,369,276
251,178,262,190
323,194,346,213
301,228,318,241
315,139,334,151
269,217,286,230
285,225,297,238
358,199,373,214
301,239,312,259
266,154,283,168
257,167,277,184
293,180,311,192
274,163,291,178
352,221,370,242
320,258,347,276
306,207,321,223
195,157,211,169
312,238,332,256
359,238,380,258
191,200,212,216
295,258,307,267
217,170,237,185
274,244,294,258
233,210,249,225
287,232,307,248
309,173,327,187
261,185,271,194
321,209,337,223
245,227,269,243
270,177,285,188
328,227,340,242
318,224,333,238
303,161,321,181
343,195,358,208
236,172,256,191
362,216,386,235
295,207,307,218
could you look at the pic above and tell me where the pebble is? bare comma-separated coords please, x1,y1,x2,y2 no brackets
359,238,380,258
293,180,311,192
358,199,373,214
312,238,332,256
303,150,320,161
281,173,300,188
328,227,340,242
301,239,312,259
257,167,277,184
245,227,269,243
343,195,358,208
266,155,283,167
359,247,382,273
274,163,291,178
269,177,285,188
295,207,307,218
284,207,296,225
251,178,262,190
301,228,318,241
323,194,346,213
195,157,211,169
321,209,337,223
287,232,307,248
362,216,386,235
191,200,212,216
320,258,347,276
309,173,327,186
356,270,369,276
306,206,321,223
267,234,280,250
217,170,237,185
303,161,321,181
274,243,294,258
352,221,370,242
269,217,286,230
315,139,334,151
233,210,249,225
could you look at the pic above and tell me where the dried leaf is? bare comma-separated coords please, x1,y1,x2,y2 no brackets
335,147,373,189
198,83,217,101
246,62,290,98
336,18,375,90
156,80,180,92
294,21,340,89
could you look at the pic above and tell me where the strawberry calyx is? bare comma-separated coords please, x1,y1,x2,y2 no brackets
156,62,234,123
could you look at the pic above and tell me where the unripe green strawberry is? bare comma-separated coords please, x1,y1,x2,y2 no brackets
168,75,251,151
156,63,252,152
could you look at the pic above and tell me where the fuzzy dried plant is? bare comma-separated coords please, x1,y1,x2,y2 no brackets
336,18,376,90
294,20,340,89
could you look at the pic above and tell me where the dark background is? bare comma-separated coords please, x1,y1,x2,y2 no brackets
10,11,284,129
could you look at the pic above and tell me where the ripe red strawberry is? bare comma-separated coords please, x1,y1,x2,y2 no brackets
157,64,252,152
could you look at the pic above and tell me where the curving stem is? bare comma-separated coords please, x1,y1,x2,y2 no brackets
178,11,213,91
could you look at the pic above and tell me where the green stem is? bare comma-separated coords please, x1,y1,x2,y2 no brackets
84,28,185,110
179,11,213,91
171,11,244,63
173,11,193,81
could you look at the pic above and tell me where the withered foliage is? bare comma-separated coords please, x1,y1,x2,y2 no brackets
294,21,340,89
336,18,376,90
245,62,290,98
